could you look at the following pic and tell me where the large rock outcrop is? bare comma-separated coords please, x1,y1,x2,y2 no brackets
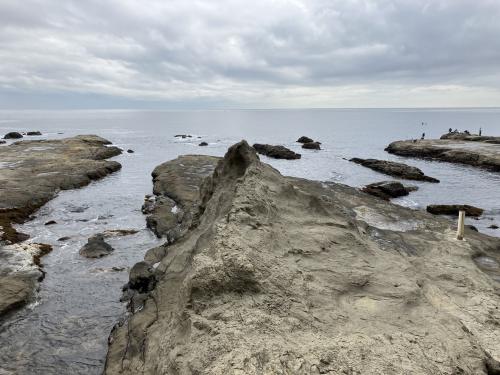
350,157,439,182
385,139,500,172
0,135,121,317
106,141,500,375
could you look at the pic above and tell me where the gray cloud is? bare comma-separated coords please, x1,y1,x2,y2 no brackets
1,0,500,108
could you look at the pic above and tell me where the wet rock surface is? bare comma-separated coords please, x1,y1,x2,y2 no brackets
426,204,484,217
350,157,440,182
362,180,418,200
79,234,114,258
106,141,500,375
385,137,500,172
143,154,220,242
252,143,301,159
26,131,42,136
0,135,121,318
301,141,321,150
297,136,314,143
3,132,23,139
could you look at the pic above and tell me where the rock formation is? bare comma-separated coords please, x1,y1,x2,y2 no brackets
362,181,418,201
3,132,22,139
252,143,301,159
297,136,314,143
350,157,439,182
426,204,484,217
385,138,500,172
106,141,500,375
0,135,121,318
79,234,114,258
302,141,321,150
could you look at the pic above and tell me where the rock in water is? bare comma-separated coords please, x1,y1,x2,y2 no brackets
3,132,23,139
426,204,484,217
301,141,321,150
199,141,208,146
127,149,134,153
252,143,301,159
105,141,500,375
362,181,417,200
297,136,314,143
26,131,42,136
350,157,439,182
79,234,114,258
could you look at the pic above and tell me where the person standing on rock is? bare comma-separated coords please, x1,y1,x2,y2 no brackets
479,127,482,136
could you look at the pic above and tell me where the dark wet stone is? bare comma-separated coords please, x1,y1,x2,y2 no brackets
350,157,439,183
199,142,208,146
297,136,314,143
127,149,134,153
26,131,42,136
362,181,418,201
252,144,301,160
175,134,192,139
57,236,71,241
426,204,484,217
302,142,321,150
489,224,499,229
3,132,23,139
44,220,57,226
79,234,114,258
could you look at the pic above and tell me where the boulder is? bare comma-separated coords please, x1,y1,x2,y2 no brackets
26,131,42,136
488,224,499,229
127,149,134,153
350,157,439,183
297,136,314,143
302,141,321,150
252,143,301,160
426,204,484,217
3,132,22,139
79,234,114,258
0,140,5,144
199,142,208,146
44,220,57,226
362,181,418,201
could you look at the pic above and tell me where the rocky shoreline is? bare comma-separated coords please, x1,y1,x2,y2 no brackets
0,135,122,318
106,141,500,374
385,136,500,172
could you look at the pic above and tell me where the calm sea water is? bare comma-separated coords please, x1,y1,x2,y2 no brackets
0,108,499,374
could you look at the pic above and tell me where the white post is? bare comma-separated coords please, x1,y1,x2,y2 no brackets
457,210,465,240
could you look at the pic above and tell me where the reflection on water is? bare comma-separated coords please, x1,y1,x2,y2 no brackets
0,108,499,373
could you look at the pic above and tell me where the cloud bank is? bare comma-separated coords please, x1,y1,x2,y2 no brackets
1,0,500,108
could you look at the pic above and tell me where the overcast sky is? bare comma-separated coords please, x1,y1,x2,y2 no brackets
1,0,500,109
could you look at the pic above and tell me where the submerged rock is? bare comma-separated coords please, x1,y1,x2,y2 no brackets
26,131,42,136
362,181,418,200
489,224,499,230
3,132,22,139
426,204,484,217
252,143,301,159
79,234,114,258
127,149,134,153
350,157,439,182
199,141,208,146
106,141,500,375
44,220,57,226
301,141,321,150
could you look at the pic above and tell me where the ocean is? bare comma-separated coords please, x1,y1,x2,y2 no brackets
1,108,499,374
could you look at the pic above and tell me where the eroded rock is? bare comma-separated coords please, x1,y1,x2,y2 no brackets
3,132,22,139
252,143,301,159
301,141,321,150
350,157,439,182
362,181,418,201
426,204,484,217
106,141,500,375
79,234,114,258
